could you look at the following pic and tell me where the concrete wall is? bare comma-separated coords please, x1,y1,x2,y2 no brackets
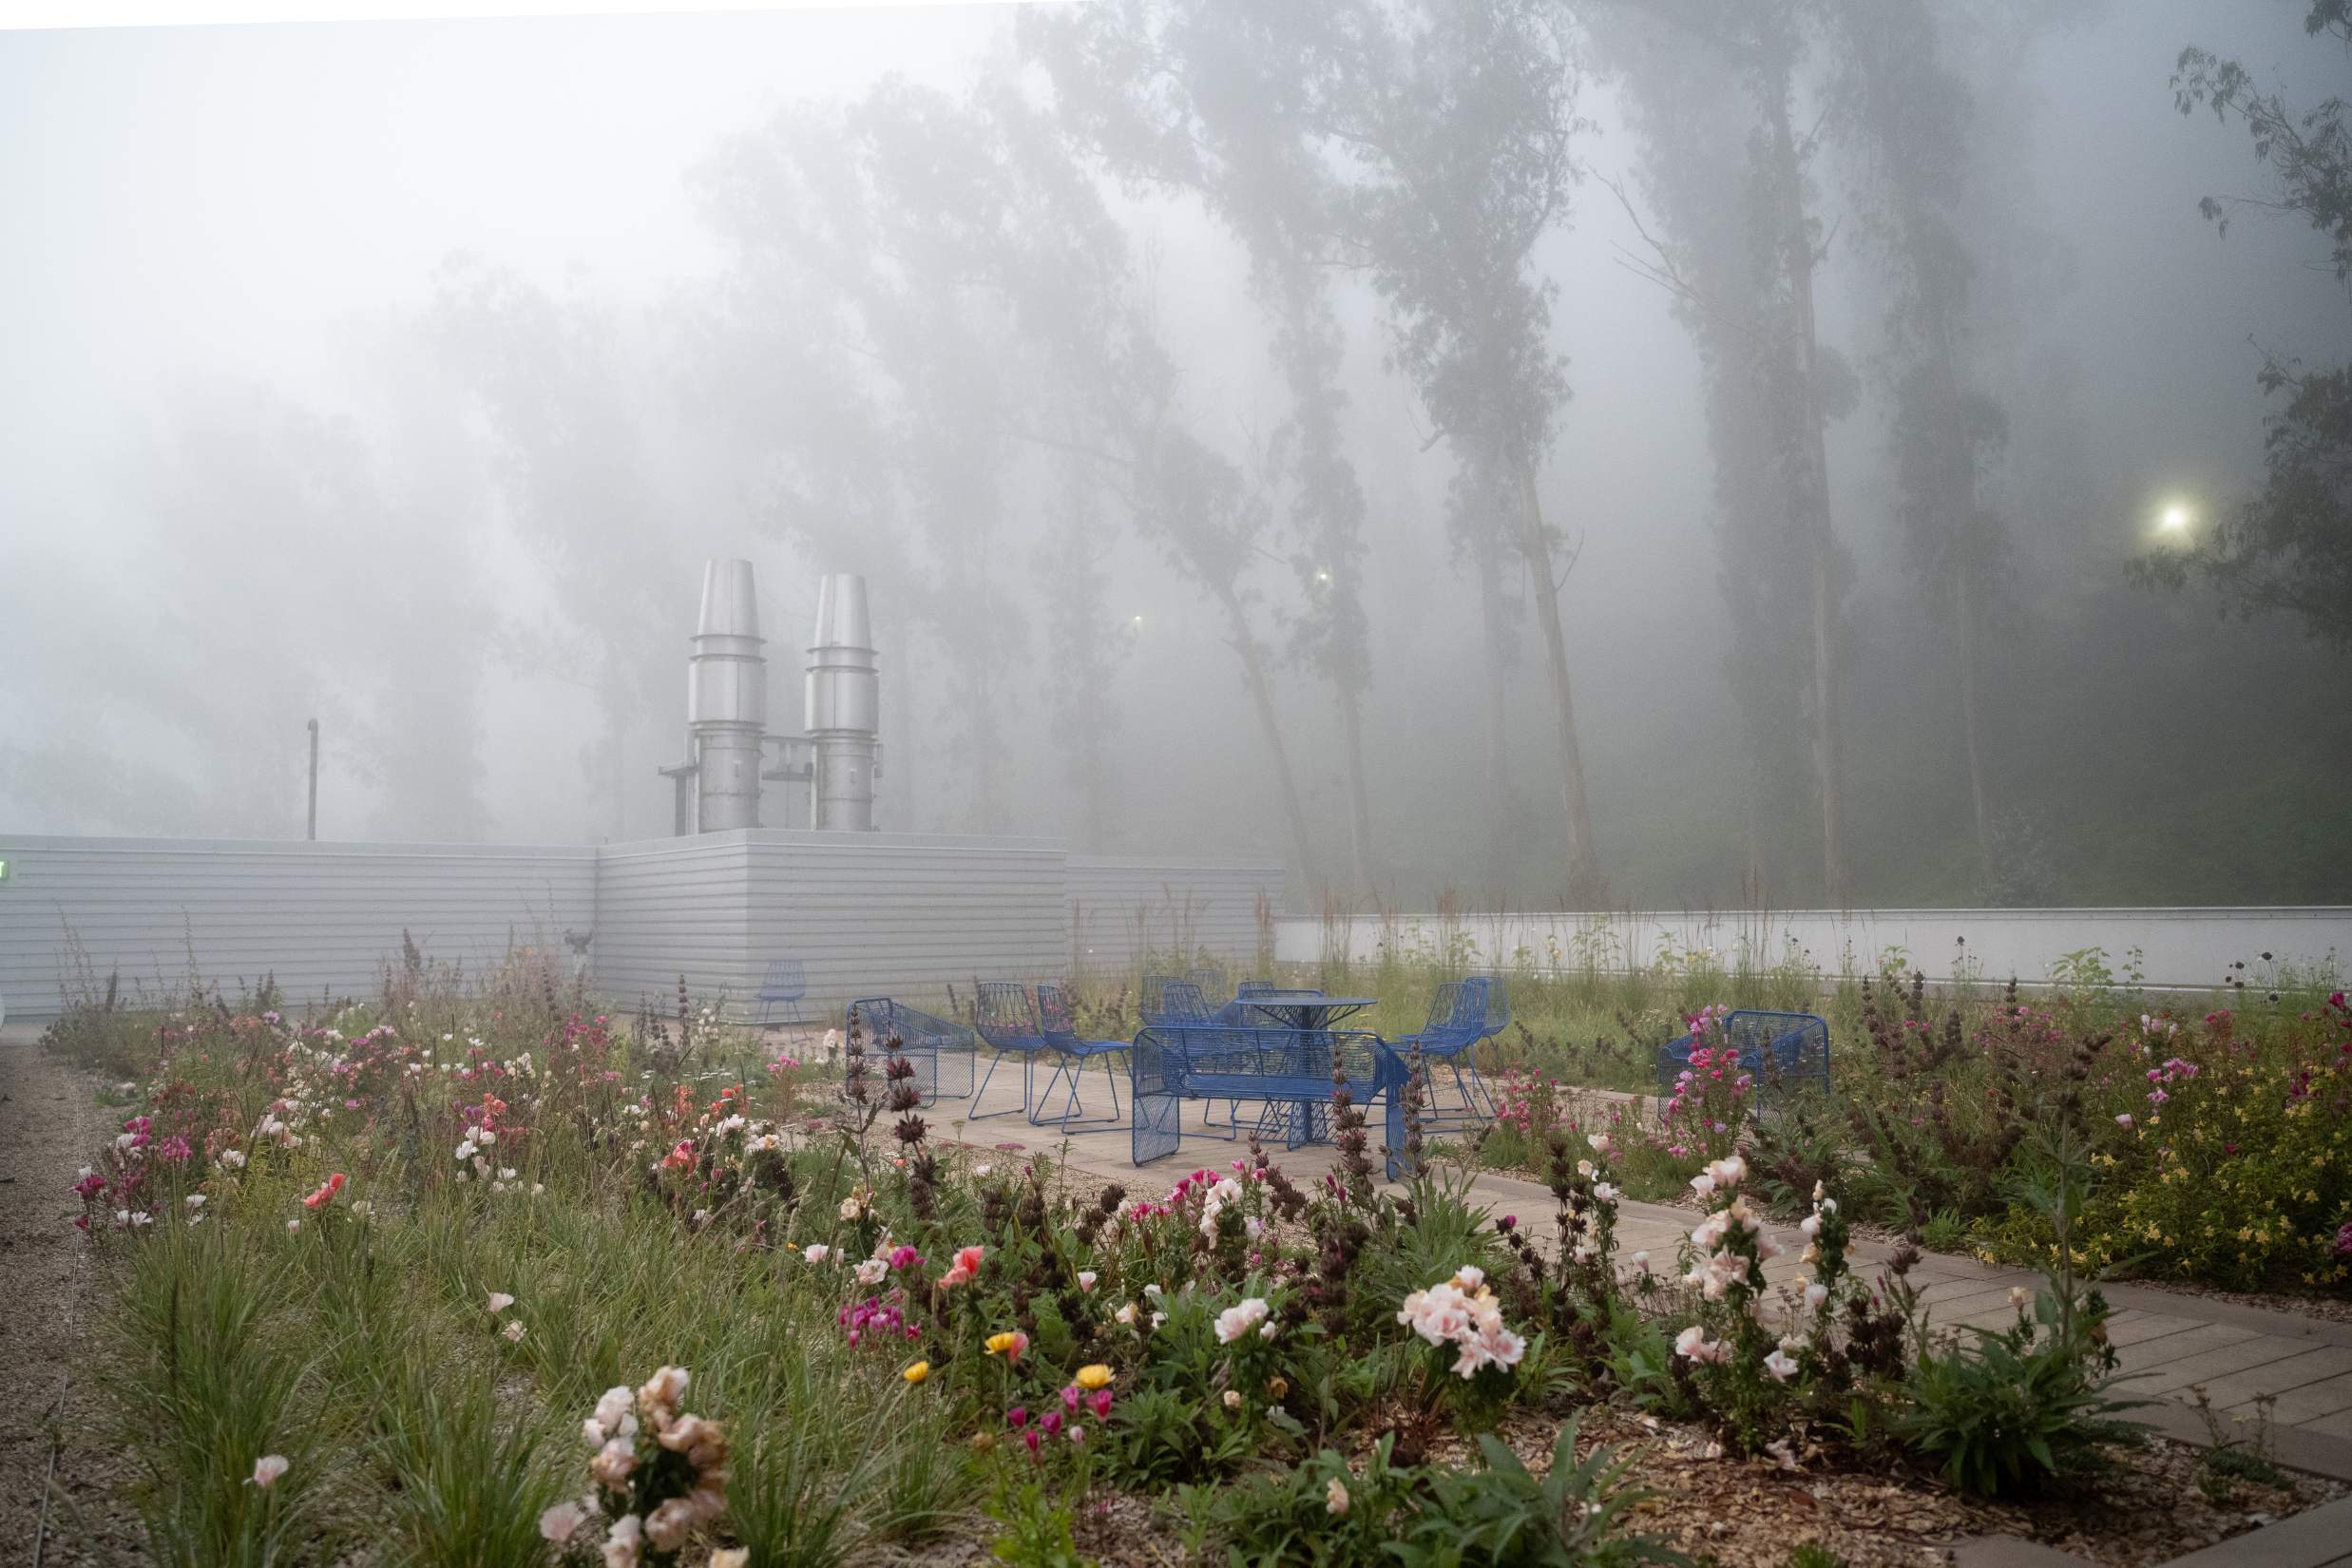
1276,907,2352,992
0,835,596,1017
1067,855,1284,978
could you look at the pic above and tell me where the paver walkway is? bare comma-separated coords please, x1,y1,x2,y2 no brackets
910,1056,2352,1469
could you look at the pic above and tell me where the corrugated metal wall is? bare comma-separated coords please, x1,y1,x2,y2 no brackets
1066,855,1284,979
1,832,1221,1023
752,831,1068,1014
0,835,596,1016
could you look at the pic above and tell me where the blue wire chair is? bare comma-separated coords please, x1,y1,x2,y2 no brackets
755,958,807,1026
1035,983,1128,1129
1393,975,1509,1124
1654,1010,1831,1112
1235,978,1280,999
1186,966,1230,1006
845,998,975,1104
970,981,1055,1121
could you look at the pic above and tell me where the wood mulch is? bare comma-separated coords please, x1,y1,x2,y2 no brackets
0,1030,145,1568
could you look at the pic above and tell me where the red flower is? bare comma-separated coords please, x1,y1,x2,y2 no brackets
302,1172,347,1209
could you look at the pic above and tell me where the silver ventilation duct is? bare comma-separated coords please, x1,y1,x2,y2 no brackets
805,573,881,832
660,559,771,833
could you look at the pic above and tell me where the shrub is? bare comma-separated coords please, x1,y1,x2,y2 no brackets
1396,1423,1690,1568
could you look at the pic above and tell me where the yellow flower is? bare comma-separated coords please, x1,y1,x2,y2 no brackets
985,1330,1029,1360
903,1360,930,1385
1074,1364,1114,1391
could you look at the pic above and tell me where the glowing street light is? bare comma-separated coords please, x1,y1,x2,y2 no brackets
2158,503,2192,533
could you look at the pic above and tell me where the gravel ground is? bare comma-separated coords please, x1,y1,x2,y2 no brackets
0,1027,144,1567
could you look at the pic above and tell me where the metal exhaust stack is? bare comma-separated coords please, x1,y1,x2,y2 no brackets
660,559,770,833
805,572,881,831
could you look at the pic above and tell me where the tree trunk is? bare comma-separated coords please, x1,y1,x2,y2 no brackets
1338,682,1375,896
1215,582,1320,886
1476,527,1512,898
1766,78,1847,906
1513,462,1602,902
1955,546,1990,880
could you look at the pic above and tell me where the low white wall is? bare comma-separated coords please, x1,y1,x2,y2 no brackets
1067,855,1285,978
0,835,596,1017
1276,908,2352,992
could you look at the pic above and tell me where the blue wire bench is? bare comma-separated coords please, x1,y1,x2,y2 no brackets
970,981,1061,1121
1390,975,1511,1124
1037,983,1129,1129
756,958,808,1026
844,997,975,1104
1654,1009,1832,1108
1130,1024,1409,1179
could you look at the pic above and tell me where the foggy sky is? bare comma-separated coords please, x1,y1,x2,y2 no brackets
4,1,2347,908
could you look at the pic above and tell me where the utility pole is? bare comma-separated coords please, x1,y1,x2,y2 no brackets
306,718,318,841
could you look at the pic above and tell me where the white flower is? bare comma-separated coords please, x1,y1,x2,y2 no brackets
540,1500,588,1543
1630,1250,1650,1271
2114,1114,2133,1128
839,1196,864,1221
854,1257,889,1286
1215,1297,1272,1344
531,1183,545,1196
503,1320,526,1343
2009,1286,2033,1310
601,1513,642,1568
488,1291,516,1314
643,1498,698,1554
1593,1182,1619,1203
498,1167,517,1182
1325,1477,1350,1516
220,1149,247,1170
1799,1214,1821,1238
1803,1282,1828,1310
590,1438,638,1487
1688,1173,1715,1199
1077,1270,1098,1291
1115,1302,1138,1326
1222,1389,1243,1411
286,1218,301,1232
250,1454,290,1488
184,1194,206,1209
594,1386,634,1434
1708,1155,1747,1188
974,1163,992,1177
1762,1348,1800,1381
803,1244,831,1264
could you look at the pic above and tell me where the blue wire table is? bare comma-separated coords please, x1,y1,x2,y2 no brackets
1227,994,1376,1141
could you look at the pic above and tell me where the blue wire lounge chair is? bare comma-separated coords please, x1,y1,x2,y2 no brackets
844,998,975,1103
1654,1010,1831,1110
970,981,1056,1121
1392,975,1510,1124
755,958,807,1026
1035,983,1129,1129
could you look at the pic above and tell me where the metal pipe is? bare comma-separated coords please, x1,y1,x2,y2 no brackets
306,718,318,841
805,573,880,831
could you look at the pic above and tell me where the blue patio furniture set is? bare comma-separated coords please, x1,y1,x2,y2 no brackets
829,962,1833,1176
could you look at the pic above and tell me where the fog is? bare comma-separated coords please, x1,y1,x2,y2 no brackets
4,0,2348,909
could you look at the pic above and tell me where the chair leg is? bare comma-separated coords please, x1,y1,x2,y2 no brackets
968,1050,1015,1119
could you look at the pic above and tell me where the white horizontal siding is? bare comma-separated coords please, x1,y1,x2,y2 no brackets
1067,856,1284,978
746,831,1067,1021
0,832,1289,1024
0,835,595,1017
591,834,755,1014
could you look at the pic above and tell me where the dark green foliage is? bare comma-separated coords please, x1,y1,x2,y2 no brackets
1896,1302,2141,1498
1394,1424,1690,1568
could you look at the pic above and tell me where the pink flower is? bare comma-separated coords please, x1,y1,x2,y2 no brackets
939,1245,985,1288
301,1172,346,1209
249,1454,290,1488
1090,1387,1114,1419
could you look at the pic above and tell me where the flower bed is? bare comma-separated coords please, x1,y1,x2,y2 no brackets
34,968,2345,1568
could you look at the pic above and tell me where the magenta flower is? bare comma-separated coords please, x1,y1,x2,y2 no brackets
1006,1405,1028,1428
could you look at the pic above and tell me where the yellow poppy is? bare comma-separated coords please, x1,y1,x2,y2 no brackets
903,1360,930,1385
1075,1364,1113,1390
